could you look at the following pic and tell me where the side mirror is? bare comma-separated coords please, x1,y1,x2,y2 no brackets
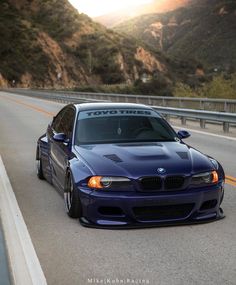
53,133,67,142
177,130,191,140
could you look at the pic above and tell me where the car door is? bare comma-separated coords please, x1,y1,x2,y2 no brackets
49,106,76,191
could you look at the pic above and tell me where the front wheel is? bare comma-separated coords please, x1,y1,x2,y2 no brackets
64,173,82,219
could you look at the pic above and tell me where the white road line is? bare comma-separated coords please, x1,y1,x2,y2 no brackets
173,125,236,141
0,156,47,285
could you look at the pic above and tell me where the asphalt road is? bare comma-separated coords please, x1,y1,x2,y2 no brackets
0,91,236,285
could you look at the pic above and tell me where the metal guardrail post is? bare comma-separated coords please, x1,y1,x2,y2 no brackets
223,122,230,133
162,98,166,107
200,100,203,110
181,117,187,125
165,115,170,122
224,102,228,112
200,119,206,129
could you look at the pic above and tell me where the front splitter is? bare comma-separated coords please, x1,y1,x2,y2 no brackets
79,208,225,230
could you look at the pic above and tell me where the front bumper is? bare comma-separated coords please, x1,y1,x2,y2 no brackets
78,183,225,228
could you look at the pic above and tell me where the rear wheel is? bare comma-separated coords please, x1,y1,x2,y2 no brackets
64,173,82,219
36,148,45,180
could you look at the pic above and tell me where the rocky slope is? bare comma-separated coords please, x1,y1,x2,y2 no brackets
0,0,181,88
115,0,236,70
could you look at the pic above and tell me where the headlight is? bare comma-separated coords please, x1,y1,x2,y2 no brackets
87,176,131,189
191,171,218,185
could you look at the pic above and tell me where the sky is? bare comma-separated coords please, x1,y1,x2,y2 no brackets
69,0,153,17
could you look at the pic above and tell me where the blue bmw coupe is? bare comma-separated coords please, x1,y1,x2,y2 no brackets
36,103,225,228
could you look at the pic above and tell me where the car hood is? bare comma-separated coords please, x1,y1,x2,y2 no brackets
74,142,214,178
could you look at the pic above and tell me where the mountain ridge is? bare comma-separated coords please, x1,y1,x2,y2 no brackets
115,0,236,70
95,0,192,27
0,0,180,89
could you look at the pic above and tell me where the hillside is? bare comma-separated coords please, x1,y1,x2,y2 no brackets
0,0,183,89
115,0,236,70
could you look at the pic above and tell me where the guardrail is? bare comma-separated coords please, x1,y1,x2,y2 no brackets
2,88,236,133
5,88,236,112
153,106,236,133
67,92,236,113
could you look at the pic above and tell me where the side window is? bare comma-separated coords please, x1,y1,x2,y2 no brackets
51,109,67,133
58,107,75,139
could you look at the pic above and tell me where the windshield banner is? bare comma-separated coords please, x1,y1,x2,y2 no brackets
79,109,159,120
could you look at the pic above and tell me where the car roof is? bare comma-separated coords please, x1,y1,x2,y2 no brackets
75,102,153,111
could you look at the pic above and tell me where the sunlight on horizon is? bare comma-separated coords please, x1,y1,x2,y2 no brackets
69,0,154,17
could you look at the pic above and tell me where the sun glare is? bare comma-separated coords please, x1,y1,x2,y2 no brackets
69,0,153,17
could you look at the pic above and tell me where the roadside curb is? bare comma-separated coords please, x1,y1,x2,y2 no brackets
0,156,47,285
0,224,11,285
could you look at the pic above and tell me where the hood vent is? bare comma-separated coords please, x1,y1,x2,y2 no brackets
117,143,163,147
103,154,123,163
176,152,189,160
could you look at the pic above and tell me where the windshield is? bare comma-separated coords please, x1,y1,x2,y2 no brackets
75,109,177,145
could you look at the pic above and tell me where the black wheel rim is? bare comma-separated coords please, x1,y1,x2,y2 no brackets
64,176,73,212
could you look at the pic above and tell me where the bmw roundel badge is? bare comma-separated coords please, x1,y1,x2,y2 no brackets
157,168,166,174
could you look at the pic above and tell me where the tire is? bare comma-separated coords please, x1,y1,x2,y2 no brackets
220,188,224,204
36,154,45,180
64,173,82,219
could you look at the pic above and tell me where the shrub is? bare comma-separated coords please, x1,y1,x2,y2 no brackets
200,74,236,99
